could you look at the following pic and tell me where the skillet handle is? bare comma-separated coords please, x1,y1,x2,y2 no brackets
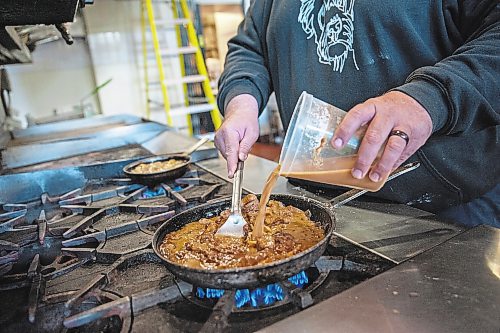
329,162,420,208
183,137,210,156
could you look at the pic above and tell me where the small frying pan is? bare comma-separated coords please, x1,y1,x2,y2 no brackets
123,138,209,185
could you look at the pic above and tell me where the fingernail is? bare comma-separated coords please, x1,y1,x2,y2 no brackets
239,153,247,161
370,172,380,182
334,138,343,148
352,169,363,179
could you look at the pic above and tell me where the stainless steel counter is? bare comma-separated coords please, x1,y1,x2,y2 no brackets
1,115,218,172
260,225,500,333
198,155,464,264
1,121,495,333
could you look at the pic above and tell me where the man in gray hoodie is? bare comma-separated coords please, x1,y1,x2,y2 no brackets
214,0,499,226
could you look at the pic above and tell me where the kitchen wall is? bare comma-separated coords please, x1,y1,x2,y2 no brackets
86,0,279,137
7,37,99,124
6,0,191,127
85,0,205,130
85,0,145,119
6,0,250,132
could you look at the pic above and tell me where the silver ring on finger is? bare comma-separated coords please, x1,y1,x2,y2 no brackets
389,130,410,145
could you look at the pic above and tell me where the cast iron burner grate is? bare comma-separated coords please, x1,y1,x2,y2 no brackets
58,241,392,333
0,165,235,332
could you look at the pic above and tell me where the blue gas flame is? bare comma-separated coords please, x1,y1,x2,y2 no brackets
172,185,184,192
196,271,308,308
141,187,166,199
288,270,308,288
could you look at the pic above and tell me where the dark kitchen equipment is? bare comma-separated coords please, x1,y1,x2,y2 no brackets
152,163,420,289
153,193,336,289
123,138,209,185
2,153,473,333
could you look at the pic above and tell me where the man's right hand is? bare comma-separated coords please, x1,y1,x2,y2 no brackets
214,94,260,178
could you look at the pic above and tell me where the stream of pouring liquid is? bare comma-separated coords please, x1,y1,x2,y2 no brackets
252,156,384,239
252,164,281,239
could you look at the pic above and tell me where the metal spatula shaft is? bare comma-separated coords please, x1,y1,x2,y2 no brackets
216,161,247,237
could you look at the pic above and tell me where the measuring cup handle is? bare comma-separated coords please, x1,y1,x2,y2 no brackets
330,162,420,208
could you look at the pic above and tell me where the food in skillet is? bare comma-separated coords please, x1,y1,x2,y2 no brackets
158,194,325,269
130,159,184,174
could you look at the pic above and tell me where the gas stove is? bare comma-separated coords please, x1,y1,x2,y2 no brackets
0,162,394,333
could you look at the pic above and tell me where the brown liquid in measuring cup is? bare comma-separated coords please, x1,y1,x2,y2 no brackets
280,156,387,191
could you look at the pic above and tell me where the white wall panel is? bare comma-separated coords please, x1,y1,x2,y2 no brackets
86,0,187,129
85,0,145,118
8,39,98,122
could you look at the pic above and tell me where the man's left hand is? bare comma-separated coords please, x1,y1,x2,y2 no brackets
331,91,433,183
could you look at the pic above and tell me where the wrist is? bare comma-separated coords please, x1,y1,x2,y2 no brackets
393,78,448,134
225,94,259,119
218,79,265,116
385,90,433,137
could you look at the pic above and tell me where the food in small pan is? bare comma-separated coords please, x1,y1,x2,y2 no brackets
159,194,325,269
130,158,185,174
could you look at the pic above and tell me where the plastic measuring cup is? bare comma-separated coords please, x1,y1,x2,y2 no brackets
279,91,388,191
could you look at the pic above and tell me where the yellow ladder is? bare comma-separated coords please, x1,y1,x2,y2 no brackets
141,0,222,134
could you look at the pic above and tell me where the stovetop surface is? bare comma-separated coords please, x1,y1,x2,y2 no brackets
0,164,394,333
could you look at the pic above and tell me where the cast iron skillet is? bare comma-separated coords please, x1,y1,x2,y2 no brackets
123,138,208,185
151,163,420,289
123,154,191,185
152,193,335,289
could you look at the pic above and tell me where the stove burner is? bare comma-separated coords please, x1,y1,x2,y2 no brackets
0,189,82,235
140,186,167,199
0,162,397,333
59,181,142,208
196,271,309,308
234,285,285,308
173,184,186,192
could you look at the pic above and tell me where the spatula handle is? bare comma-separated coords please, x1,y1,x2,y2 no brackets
231,161,244,214
183,137,210,156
